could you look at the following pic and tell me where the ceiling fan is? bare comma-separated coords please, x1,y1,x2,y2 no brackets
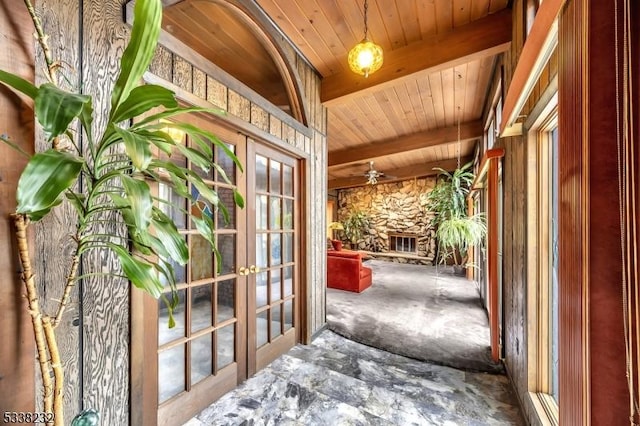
363,161,392,185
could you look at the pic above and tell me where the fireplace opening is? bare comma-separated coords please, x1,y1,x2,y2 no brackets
389,233,417,253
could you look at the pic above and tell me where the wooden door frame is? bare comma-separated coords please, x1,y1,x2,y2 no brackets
471,148,505,362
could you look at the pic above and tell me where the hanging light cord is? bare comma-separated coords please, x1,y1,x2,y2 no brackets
363,0,369,40
457,106,461,169
615,0,639,423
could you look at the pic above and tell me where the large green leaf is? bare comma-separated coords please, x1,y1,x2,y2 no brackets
175,144,211,173
111,84,178,124
169,123,241,172
79,97,94,144
152,207,189,265
132,106,221,134
65,192,86,219
110,0,162,114
16,149,83,221
0,69,38,99
233,189,245,209
109,244,163,298
185,171,220,207
135,129,176,155
121,175,152,232
35,83,91,140
192,213,222,272
114,127,152,171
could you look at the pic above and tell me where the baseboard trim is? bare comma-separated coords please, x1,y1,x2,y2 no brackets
310,323,329,342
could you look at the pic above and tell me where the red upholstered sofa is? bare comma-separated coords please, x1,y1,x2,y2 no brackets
327,241,372,293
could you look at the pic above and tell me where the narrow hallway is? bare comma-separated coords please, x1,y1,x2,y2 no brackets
186,331,523,425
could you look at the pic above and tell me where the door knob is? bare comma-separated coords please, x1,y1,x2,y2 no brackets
249,265,260,274
238,267,250,276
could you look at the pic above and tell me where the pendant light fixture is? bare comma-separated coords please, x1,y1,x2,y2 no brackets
348,0,383,78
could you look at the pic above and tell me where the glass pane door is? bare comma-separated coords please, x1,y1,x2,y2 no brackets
155,127,246,425
248,142,299,374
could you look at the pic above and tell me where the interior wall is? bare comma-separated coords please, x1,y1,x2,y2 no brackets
24,0,327,424
559,0,630,422
497,1,559,424
500,0,636,423
0,0,35,414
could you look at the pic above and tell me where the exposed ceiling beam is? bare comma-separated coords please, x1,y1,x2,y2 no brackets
321,8,512,105
328,158,471,190
328,120,482,168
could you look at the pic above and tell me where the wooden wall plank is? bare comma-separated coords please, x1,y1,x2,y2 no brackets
80,1,131,424
35,0,82,421
0,0,35,415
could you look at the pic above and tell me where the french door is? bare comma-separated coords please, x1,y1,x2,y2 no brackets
132,116,302,426
246,141,300,376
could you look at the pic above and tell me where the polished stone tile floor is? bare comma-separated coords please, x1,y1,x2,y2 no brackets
185,330,523,425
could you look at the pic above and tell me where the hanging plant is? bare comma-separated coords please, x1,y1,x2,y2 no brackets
425,161,486,268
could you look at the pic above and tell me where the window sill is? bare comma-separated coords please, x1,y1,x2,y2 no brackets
528,391,559,426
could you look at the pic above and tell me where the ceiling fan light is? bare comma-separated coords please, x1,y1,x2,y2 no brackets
348,39,383,78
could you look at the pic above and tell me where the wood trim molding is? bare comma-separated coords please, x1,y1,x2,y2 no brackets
471,148,505,190
500,0,564,135
143,72,310,160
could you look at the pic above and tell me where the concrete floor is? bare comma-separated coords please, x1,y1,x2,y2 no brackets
186,330,523,425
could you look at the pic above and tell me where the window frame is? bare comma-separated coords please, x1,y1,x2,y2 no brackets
526,96,559,425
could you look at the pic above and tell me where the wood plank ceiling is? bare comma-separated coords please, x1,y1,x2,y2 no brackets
256,0,511,188
163,0,512,189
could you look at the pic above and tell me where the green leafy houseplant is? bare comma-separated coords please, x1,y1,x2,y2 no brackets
0,1,243,425
426,162,486,269
340,209,370,248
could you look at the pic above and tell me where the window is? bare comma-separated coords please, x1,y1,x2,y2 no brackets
486,91,502,150
389,234,417,253
526,100,559,424
525,0,541,38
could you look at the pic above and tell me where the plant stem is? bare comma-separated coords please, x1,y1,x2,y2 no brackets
12,214,54,421
52,248,80,328
22,0,57,86
43,317,64,426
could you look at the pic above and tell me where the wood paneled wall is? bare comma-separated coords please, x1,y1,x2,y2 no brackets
559,0,629,422
0,0,35,415
494,1,559,424
498,0,636,423
27,0,327,423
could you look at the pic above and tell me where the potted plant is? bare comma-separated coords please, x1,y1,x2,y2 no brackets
0,1,243,424
426,162,486,274
340,209,370,249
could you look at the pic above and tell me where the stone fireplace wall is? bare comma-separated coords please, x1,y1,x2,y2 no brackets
337,178,437,263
